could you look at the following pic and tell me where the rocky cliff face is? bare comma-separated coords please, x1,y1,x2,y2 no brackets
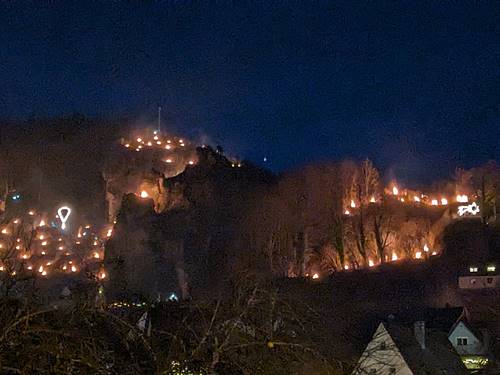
104,146,275,301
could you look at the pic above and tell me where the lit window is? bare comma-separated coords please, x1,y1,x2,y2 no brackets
457,337,468,346
469,267,478,273
487,265,496,272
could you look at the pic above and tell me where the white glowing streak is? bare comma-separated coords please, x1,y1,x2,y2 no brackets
458,202,480,216
392,186,399,195
57,206,71,230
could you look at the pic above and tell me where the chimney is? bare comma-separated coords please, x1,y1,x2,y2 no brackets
414,321,426,349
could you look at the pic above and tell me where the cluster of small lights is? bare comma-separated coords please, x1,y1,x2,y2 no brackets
0,208,110,281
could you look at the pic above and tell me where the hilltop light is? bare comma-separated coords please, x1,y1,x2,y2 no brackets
140,190,149,198
392,186,399,195
57,206,71,230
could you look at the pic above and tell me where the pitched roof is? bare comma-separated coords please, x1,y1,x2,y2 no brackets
384,323,469,375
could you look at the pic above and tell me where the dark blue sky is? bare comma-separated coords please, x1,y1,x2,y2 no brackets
1,1,499,182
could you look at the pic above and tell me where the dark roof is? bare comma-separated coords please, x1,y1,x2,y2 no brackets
385,323,469,375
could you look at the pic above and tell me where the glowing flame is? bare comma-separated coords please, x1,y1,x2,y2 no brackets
0,266,4,271
415,251,422,259
344,209,350,215
344,265,349,270
1,228,7,234
99,271,107,279
391,253,398,261
38,265,44,273
71,265,77,273
140,190,149,198
370,196,376,203
41,241,47,246
368,259,374,267
39,235,44,240
392,186,399,195
137,137,142,142
456,194,469,203
28,210,35,216
431,251,437,256
125,143,130,148
350,200,356,208
41,270,47,276
165,158,172,163
414,196,420,202
441,198,448,205
312,273,319,279
93,252,100,259
38,219,46,227
106,228,113,238
431,199,438,206
423,244,430,252
188,160,194,165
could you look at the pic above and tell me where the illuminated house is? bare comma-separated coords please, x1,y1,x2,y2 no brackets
353,321,468,374
458,263,500,289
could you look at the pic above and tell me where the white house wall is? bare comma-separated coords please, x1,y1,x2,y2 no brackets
449,322,485,356
353,323,413,375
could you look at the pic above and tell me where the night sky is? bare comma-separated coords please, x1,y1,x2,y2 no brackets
1,1,499,183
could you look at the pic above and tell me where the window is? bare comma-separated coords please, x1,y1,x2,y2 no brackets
487,265,496,272
469,267,478,273
457,337,468,346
